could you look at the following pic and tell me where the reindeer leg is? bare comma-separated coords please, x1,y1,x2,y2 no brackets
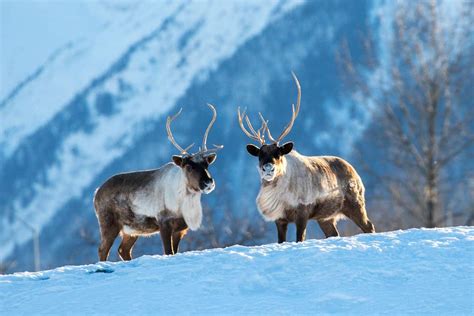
343,201,375,234
317,219,339,238
295,216,308,242
172,229,188,254
98,211,120,261
275,219,288,243
118,234,138,261
160,222,173,255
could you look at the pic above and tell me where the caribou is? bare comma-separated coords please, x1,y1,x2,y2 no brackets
94,104,222,260
238,73,375,243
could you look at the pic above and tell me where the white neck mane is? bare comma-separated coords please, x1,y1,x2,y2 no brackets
132,163,203,230
164,165,203,230
256,151,340,221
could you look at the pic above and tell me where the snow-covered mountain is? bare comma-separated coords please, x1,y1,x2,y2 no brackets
1,0,375,272
1,227,473,314
3,0,470,273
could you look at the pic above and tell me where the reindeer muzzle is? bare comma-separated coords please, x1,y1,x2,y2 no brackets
202,179,215,194
261,163,276,181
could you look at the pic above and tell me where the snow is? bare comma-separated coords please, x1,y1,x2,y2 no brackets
1,227,473,314
0,1,301,158
0,2,181,156
0,0,303,262
0,1,102,100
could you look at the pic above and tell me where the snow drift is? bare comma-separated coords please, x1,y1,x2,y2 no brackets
1,227,472,314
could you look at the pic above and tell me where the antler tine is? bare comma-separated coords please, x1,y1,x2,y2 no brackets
199,103,223,156
249,113,268,145
291,71,301,117
183,143,195,153
266,128,277,143
276,71,301,143
199,143,224,156
237,107,265,144
202,103,217,151
244,115,260,137
257,112,266,132
257,112,269,142
259,112,276,143
237,107,251,138
166,108,194,154
276,103,296,142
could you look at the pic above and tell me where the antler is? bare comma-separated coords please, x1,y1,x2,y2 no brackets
267,71,301,144
167,105,223,157
166,108,194,155
200,103,223,155
238,72,301,146
237,107,268,145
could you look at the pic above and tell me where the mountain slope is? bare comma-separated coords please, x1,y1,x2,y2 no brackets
1,227,473,314
1,0,372,272
0,0,304,263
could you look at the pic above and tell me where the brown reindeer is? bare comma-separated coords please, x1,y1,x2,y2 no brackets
238,73,375,243
94,104,223,260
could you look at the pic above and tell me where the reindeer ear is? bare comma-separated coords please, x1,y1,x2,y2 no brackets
172,155,184,167
206,153,217,165
246,144,260,157
279,142,293,155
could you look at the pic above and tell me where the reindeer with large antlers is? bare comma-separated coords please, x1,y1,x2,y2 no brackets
238,73,375,243
94,104,223,259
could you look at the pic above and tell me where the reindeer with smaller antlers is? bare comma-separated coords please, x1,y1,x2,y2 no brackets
238,73,375,243
94,104,223,260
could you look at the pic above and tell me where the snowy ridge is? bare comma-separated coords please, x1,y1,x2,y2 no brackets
0,0,303,261
0,0,302,158
0,2,183,158
1,227,473,314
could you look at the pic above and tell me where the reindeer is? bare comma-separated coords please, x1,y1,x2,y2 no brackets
237,73,375,243
94,104,223,260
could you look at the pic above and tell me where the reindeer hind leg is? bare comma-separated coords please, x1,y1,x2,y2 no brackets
98,210,121,261
317,219,340,238
342,200,375,234
118,234,138,261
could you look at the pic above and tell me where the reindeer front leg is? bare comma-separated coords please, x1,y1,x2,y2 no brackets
160,222,173,255
172,230,188,254
275,219,288,243
295,215,308,242
170,218,188,254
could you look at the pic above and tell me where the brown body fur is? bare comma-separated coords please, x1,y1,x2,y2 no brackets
94,166,194,261
239,72,373,243
252,146,375,243
94,104,221,261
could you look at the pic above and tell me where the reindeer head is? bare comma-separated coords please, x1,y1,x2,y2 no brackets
167,104,223,194
238,72,301,182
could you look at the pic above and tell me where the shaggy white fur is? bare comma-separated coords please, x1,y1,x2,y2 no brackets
257,150,346,221
131,163,203,230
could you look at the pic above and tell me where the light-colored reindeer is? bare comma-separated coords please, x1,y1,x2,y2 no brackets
94,104,222,260
238,73,375,242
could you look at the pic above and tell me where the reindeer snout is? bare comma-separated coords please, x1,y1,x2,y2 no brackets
263,163,275,173
201,178,215,194
261,163,276,181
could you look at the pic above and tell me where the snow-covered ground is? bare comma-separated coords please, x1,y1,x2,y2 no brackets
1,227,472,315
